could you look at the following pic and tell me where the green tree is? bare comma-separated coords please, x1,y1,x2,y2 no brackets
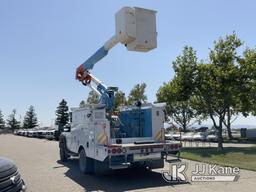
6,109,20,132
79,100,86,108
157,80,202,132
195,64,226,148
128,83,147,104
114,90,126,109
194,34,242,148
55,99,69,128
87,91,99,104
23,105,38,129
172,46,197,100
157,46,203,132
0,110,5,129
211,34,242,140
238,48,256,116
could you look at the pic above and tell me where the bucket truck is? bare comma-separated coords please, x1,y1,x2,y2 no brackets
59,7,181,175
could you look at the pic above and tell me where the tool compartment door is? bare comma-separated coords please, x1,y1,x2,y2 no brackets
94,110,110,161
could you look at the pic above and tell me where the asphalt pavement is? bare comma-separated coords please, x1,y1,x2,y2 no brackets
0,134,255,192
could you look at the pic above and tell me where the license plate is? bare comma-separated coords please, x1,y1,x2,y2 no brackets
134,153,161,161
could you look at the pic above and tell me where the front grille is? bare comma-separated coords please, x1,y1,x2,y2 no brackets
0,166,23,192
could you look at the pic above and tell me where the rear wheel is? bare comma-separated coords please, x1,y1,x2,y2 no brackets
79,148,94,174
94,158,111,176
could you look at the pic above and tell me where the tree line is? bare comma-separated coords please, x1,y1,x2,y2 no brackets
0,106,38,131
157,33,256,148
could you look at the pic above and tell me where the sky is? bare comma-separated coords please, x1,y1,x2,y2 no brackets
1,0,256,126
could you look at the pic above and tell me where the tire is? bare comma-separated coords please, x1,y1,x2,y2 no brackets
59,137,69,162
79,148,94,174
94,158,111,176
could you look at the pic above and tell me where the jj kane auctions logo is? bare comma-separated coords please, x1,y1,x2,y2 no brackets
161,163,240,183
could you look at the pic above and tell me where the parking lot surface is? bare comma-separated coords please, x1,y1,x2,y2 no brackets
0,134,256,192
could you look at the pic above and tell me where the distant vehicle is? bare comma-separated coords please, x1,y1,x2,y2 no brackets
165,133,173,140
35,130,44,138
206,134,218,142
24,131,29,137
19,130,26,137
196,126,208,132
27,130,36,137
0,157,26,191
45,130,55,140
16,129,56,139
41,130,47,138
13,130,19,135
190,127,197,131
181,132,194,141
172,133,182,140
193,132,206,141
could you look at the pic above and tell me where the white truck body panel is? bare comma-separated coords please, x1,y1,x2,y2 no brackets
63,103,181,166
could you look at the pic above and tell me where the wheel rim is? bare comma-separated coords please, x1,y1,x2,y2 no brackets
79,149,86,171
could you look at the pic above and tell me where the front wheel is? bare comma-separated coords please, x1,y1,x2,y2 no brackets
59,137,69,162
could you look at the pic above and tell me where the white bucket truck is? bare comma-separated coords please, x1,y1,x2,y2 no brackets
59,7,181,175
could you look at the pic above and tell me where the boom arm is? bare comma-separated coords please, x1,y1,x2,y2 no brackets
75,36,119,111
75,7,157,111
75,35,118,84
